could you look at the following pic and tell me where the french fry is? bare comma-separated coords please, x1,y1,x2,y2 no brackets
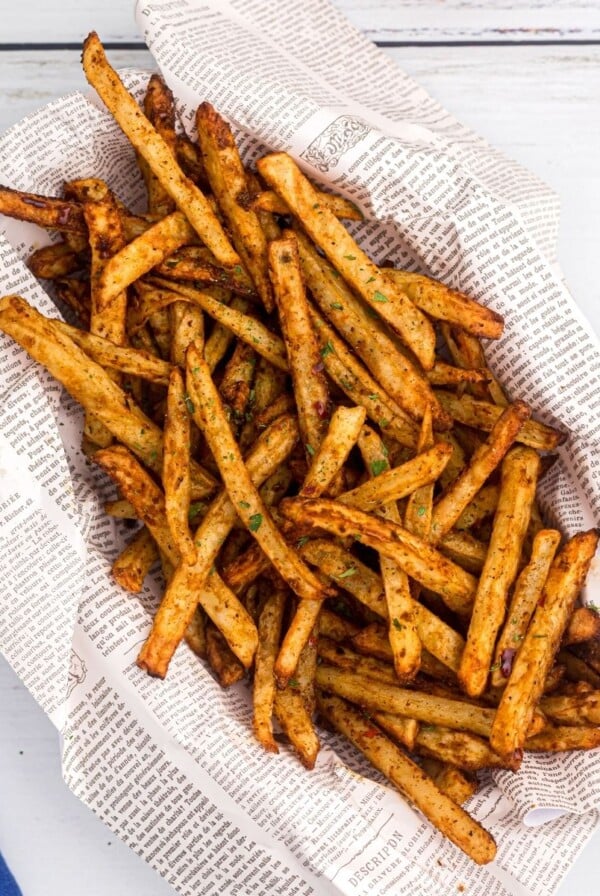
28,242,81,279
404,407,434,541
0,184,85,232
104,499,137,519
540,691,600,726
435,390,565,451
138,413,299,676
317,693,496,864
300,539,387,619
525,726,600,752
308,306,419,448
186,345,327,603
198,573,259,669
274,687,320,770
441,325,507,406
454,484,499,531
350,614,464,677
558,649,600,688
319,608,361,642
431,401,531,543
140,74,177,217
254,583,287,752
0,296,216,497
205,623,246,687
269,233,330,458
384,269,504,340
82,33,240,267
257,153,436,370
369,712,420,751
459,447,540,697
184,607,207,659
317,637,400,686
438,530,487,575
197,102,274,311
163,369,195,562
151,279,289,372
357,425,421,680
563,607,600,646
490,530,599,759
491,529,561,689
111,526,159,593
295,229,448,427
339,442,451,511
253,189,362,220
153,246,257,296
415,726,514,771
418,759,478,806
169,299,204,368
280,497,477,616
301,405,366,498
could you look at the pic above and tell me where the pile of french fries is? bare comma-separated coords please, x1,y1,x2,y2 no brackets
1,32,599,866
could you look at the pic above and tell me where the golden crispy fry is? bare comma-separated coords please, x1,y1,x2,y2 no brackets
99,212,195,309
138,414,299,676
111,526,158,593
415,726,514,771
257,153,436,370
459,447,540,697
301,405,366,498
151,279,289,371
419,760,478,806
0,296,216,498
438,530,487,575
281,497,477,615
53,320,172,384
83,193,127,448
356,425,420,679
426,361,491,388
491,529,561,689
317,693,496,864
253,189,362,220
540,691,600,726
0,184,85,232
370,712,420,750
153,246,257,296
163,368,195,562
140,74,177,217
317,637,400,686
82,33,239,267
296,229,448,427
197,102,273,311
274,688,320,770
300,539,387,618
54,278,90,326
525,726,600,752
308,307,418,448
319,609,361,642
316,665,499,737
558,649,600,688
490,530,599,758
436,390,565,451
431,401,531,543
186,346,327,602
564,606,600,646
454,484,499,531
184,607,207,659
254,584,287,752
384,269,504,340
28,242,81,279
339,442,451,511
350,613,464,677
95,445,180,566
198,573,259,669
269,233,330,457
205,623,246,687
404,407,434,541
169,299,204,368
105,499,136,518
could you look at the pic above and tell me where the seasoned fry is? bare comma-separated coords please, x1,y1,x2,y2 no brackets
0,184,85,232
281,497,477,615
317,638,399,686
540,691,600,727
0,296,216,497
525,726,600,752
404,407,434,541
153,246,257,296
431,401,531,543
82,33,239,267
339,442,451,511
140,74,177,217
351,615,464,677
436,390,565,451
105,499,136,519
138,413,299,676
274,688,320,769
253,189,362,220
151,279,289,371
384,269,504,340
490,530,599,758
419,760,478,806
28,242,81,279
296,229,448,427
454,485,499,531
197,102,273,311
415,726,514,771
301,406,366,498
269,233,329,457
111,526,159,593
186,345,327,602
205,623,246,687
99,212,195,308
169,299,204,368
163,369,195,562
491,529,561,689
317,693,496,864
254,584,287,752
563,606,600,645
257,152,436,370
459,447,540,697
184,607,207,659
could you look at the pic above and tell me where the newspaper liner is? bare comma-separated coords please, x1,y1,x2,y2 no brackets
1,0,600,893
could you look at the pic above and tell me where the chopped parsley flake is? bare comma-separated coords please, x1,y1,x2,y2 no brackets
373,290,388,304
184,395,195,414
370,459,387,477
249,513,263,532
320,341,334,358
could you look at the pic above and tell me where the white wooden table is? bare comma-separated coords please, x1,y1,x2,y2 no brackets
1,3,599,894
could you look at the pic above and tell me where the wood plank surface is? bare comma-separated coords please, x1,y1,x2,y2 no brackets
1,0,599,44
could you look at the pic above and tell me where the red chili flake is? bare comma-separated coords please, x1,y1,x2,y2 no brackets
57,207,71,225
308,635,317,649
314,400,328,418
500,647,517,678
312,361,325,374
22,197,46,208
363,726,379,739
